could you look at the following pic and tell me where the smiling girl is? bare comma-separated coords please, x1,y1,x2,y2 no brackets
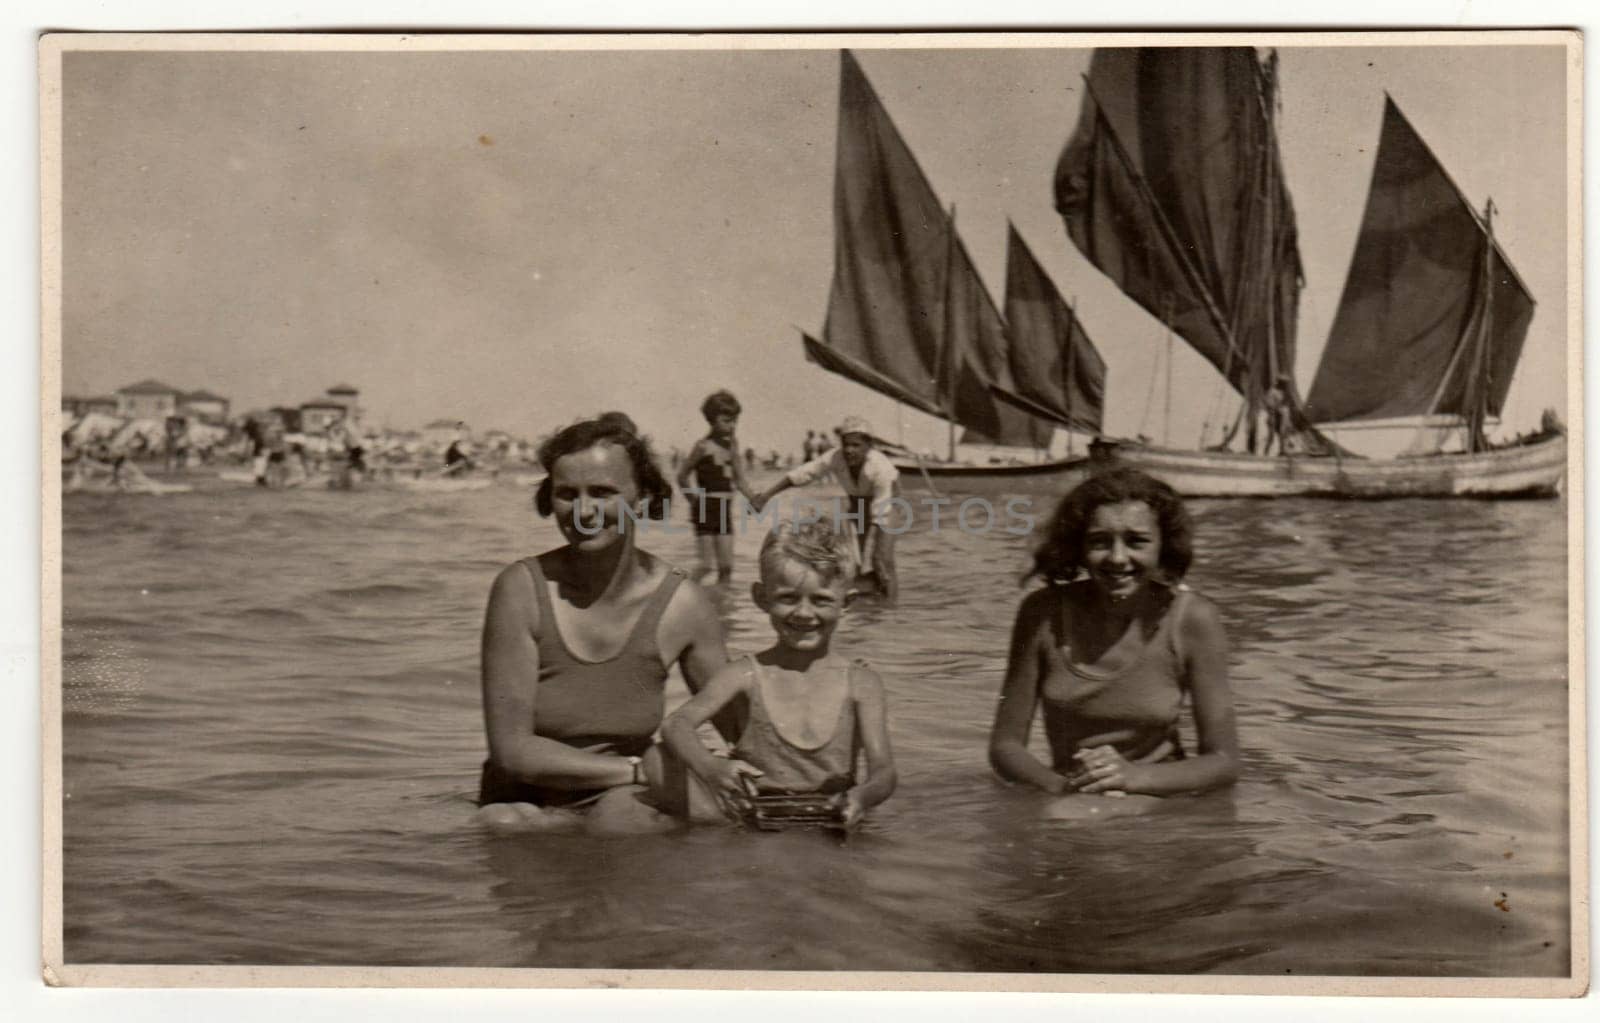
657,520,897,829
475,413,734,834
987,467,1239,801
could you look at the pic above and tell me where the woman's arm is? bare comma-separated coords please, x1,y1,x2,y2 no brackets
480,563,634,793
987,591,1070,794
665,579,742,744
1076,594,1240,796
661,664,762,814
840,665,897,826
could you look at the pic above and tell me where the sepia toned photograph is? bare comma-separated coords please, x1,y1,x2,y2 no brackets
40,30,1584,992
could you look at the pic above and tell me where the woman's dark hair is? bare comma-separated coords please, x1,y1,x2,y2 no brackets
700,389,741,422
534,412,673,519
1029,467,1193,585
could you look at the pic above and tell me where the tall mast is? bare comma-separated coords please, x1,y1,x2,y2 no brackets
1470,199,1498,453
1065,295,1077,457
938,203,959,463
1260,50,1282,455
1164,325,1174,447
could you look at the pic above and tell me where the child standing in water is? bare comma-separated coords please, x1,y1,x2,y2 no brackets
677,390,756,583
655,521,897,829
988,467,1239,805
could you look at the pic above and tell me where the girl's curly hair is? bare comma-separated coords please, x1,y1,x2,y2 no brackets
533,411,673,519
700,390,741,422
1030,467,1193,585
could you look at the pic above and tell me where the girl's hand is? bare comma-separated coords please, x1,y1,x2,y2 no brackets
833,788,867,830
697,758,763,819
1071,746,1146,795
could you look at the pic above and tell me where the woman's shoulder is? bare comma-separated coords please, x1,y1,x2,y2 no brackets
650,554,714,618
491,554,542,593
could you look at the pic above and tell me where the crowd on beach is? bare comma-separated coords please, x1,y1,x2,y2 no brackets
59,406,535,492
475,392,1239,835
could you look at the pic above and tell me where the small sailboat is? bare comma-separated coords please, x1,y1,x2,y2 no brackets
1055,46,1564,498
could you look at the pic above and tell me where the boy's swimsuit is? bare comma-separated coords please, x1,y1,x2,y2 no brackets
1038,581,1193,770
688,438,738,536
477,556,685,808
732,655,862,795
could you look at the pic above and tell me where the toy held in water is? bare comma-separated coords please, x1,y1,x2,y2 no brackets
736,777,848,831
739,792,848,831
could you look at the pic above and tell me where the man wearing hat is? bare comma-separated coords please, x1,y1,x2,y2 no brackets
752,416,900,604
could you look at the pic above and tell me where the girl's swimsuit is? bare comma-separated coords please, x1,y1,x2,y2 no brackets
688,439,737,536
477,556,685,808
1038,581,1193,770
732,655,861,795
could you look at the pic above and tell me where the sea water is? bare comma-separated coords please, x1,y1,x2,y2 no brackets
58,475,1572,974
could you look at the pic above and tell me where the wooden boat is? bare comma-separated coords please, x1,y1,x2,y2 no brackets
1055,48,1566,499
1092,435,1563,499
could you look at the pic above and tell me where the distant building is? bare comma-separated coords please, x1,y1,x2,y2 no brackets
62,395,119,418
115,379,182,420
180,389,230,423
423,418,466,450
299,399,347,435
268,406,304,433
326,383,360,407
299,384,362,434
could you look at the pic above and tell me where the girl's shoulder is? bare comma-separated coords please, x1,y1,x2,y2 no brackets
1168,585,1226,656
1019,579,1090,620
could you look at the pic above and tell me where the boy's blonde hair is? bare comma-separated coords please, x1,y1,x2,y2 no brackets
758,519,858,586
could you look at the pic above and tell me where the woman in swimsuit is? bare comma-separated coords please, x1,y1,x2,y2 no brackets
475,412,735,834
988,467,1239,806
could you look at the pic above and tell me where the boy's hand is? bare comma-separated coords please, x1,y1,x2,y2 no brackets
833,788,867,829
698,758,763,819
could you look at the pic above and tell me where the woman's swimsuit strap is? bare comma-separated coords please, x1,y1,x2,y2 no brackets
519,556,685,664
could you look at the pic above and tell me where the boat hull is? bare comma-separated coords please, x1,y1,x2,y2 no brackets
890,435,1566,499
1105,435,1567,499
890,456,1093,496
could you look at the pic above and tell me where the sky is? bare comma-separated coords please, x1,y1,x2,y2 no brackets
57,39,1572,460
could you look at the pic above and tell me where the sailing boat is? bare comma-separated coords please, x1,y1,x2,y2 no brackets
1056,47,1565,498
802,50,1092,494
991,223,1107,452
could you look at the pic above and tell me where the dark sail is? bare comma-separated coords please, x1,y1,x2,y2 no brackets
1054,47,1304,423
821,49,948,413
1000,224,1106,434
942,231,1055,448
1306,97,1535,424
801,333,947,420
817,50,1053,448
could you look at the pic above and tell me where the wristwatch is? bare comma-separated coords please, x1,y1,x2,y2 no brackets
626,755,643,785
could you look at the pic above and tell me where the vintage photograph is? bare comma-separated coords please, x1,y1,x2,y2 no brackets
41,32,1583,989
